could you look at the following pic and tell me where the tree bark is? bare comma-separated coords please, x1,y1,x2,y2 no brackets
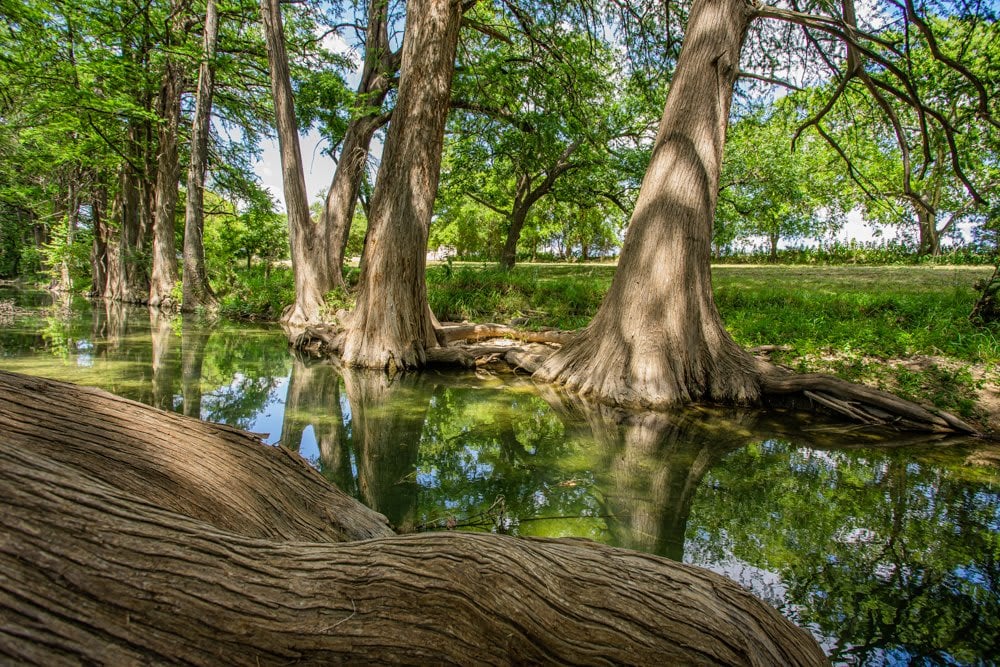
0,371,828,665
149,41,184,309
915,204,940,257
319,0,396,288
535,0,761,409
89,182,109,297
106,128,152,304
260,0,329,326
0,370,392,542
182,0,220,313
341,0,462,371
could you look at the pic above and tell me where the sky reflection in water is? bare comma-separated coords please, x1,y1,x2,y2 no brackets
1,289,998,665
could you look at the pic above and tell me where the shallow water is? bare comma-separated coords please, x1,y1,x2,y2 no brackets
2,289,998,664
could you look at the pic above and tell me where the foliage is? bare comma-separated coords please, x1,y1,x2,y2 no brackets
715,240,997,266
217,265,294,320
203,189,289,285
716,99,848,257
808,15,1000,255
433,4,643,265
41,215,93,291
426,264,609,329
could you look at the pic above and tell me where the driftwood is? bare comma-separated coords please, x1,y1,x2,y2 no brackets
0,370,828,665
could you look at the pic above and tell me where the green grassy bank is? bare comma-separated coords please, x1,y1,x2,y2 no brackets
428,262,999,424
222,261,1000,425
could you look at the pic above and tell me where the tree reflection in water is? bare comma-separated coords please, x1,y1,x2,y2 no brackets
2,292,998,664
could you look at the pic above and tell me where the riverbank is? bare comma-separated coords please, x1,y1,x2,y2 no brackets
425,263,1000,432
14,262,1000,431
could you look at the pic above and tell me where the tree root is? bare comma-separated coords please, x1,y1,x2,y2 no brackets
0,370,828,665
289,319,981,435
439,321,577,345
760,366,978,434
293,322,559,375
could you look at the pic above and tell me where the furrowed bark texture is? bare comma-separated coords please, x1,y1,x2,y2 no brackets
261,0,329,326
319,0,395,285
149,53,183,309
0,442,827,666
0,370,392,542
182,0,220,313
535,0,761,409
341,0,462,371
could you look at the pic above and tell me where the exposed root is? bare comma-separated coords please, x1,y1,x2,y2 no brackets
760,366,978,435
293,320,558,375
440,322,577,345
289,318,980,435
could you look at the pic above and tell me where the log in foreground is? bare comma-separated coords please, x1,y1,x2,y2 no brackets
0,370,392,542
0,371,827,665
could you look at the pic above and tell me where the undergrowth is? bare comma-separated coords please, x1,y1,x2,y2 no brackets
218,265,295,320
219,261,1000,422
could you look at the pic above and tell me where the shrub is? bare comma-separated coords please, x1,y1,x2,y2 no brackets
218,265,294,320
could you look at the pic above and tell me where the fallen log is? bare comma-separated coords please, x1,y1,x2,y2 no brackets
0,370,392,542
0,370,828,665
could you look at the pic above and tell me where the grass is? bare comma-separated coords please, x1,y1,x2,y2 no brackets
426,263,611,330
427,262,1000,423
225,260,1000,424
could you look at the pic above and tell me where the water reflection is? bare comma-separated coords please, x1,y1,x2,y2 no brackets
543,390,755,560
1,290,998,664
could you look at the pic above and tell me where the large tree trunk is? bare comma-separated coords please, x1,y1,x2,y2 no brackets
318,0,395,288
149,46,184,309
260,0,329,326
182,0,220,313
341,0,461,371
89,182,109,297
0,370,827,666
535,0,760,409
106,133,152,304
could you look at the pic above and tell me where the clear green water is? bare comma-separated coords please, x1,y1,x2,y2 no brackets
2,288,998,665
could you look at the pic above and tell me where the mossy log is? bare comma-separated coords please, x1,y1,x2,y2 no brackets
0,370,828,665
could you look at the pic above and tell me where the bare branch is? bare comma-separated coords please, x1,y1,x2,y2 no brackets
738,71,804,91
462,17,512,44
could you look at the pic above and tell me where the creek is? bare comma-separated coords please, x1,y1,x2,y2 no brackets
1,287,998,665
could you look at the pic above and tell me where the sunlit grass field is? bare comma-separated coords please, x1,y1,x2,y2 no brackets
428,262,997,360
